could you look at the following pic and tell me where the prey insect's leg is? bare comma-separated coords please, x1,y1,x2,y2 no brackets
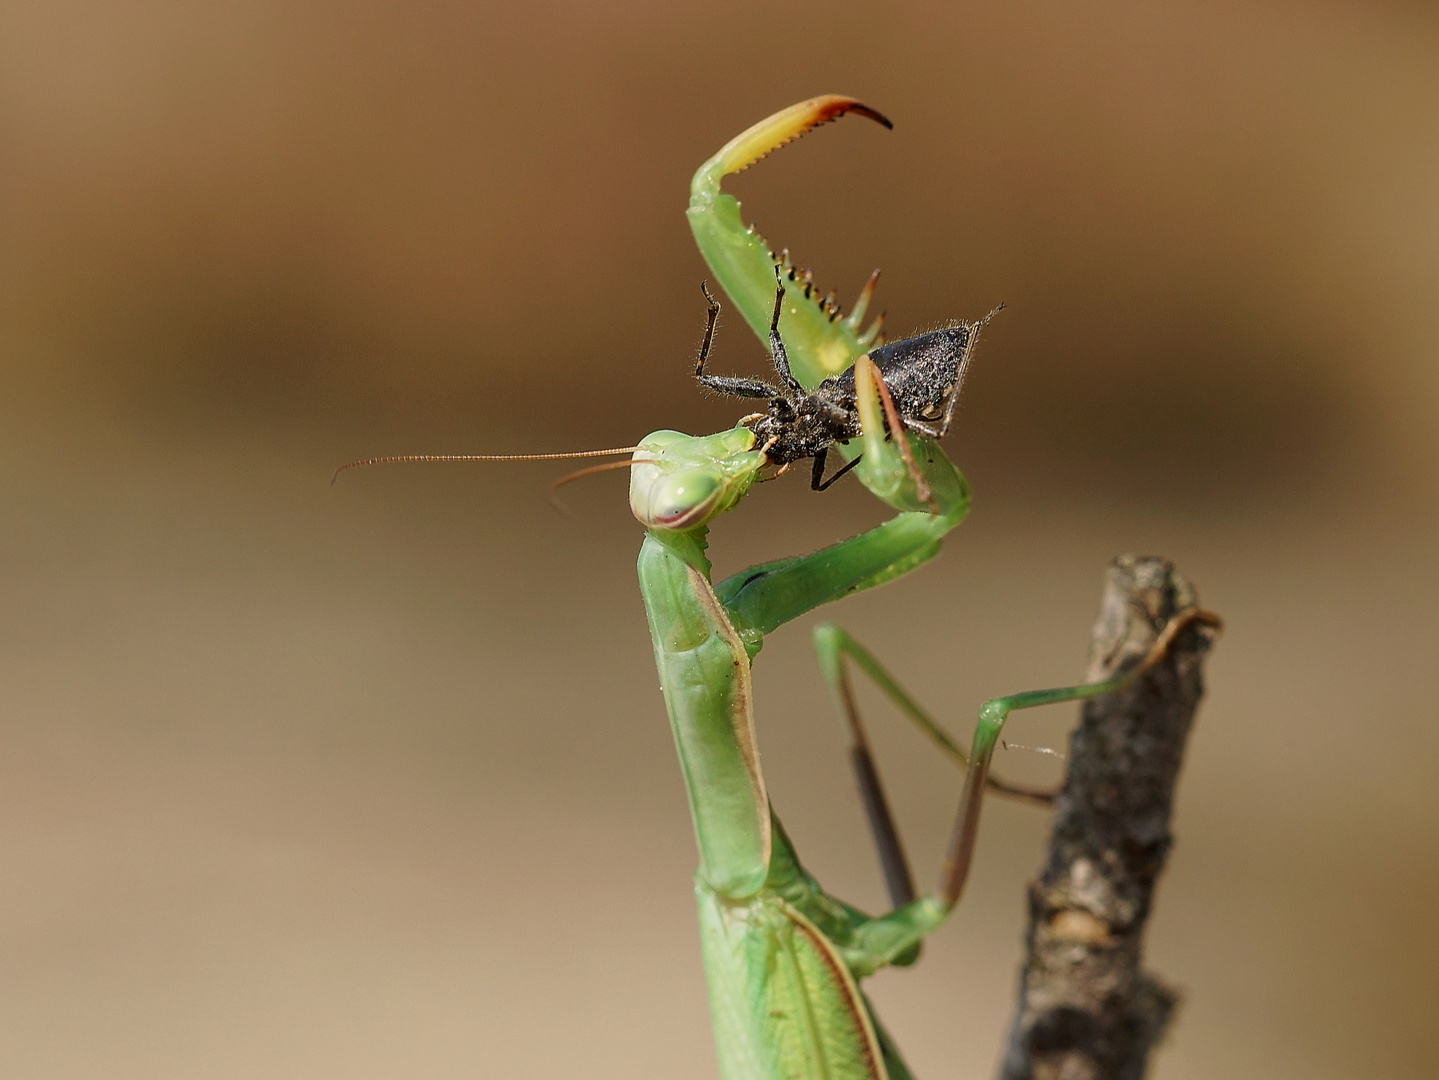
809,451,827,491
693,280,721,372
811,450,864,492
696,374,783,400
898,417,945,440
767,266,805,394
692,283,783,401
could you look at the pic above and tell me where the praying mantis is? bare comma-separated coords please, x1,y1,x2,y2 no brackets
629,97,1215,1079
338,95,1215,1079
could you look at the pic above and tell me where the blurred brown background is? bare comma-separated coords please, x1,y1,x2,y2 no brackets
2,1,1436,1077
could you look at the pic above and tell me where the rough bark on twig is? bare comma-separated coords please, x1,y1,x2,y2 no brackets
998,555,1218,1080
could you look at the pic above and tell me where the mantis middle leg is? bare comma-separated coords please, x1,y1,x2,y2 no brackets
794,609,1224,981
811,622,1054,918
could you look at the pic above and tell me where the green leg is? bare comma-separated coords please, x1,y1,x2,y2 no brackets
716,506,960,649
936,607,1219,908
822,609,1217,978
809,622,1056,956
933,673,1136,910
812,623,921,913
688,95,891,389
812,622,1055,807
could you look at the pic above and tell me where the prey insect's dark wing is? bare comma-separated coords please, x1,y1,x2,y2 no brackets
863,324,977,438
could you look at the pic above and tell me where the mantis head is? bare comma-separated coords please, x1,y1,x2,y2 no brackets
629,427,766,532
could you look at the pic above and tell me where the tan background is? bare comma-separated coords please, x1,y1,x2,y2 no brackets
2,1,1437,1076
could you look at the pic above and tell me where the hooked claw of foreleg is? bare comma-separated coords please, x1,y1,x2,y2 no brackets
696,95,891,183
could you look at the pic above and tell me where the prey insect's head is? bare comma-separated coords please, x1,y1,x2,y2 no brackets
629,427,766,532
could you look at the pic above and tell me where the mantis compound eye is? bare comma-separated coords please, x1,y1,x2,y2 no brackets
630,466,723,530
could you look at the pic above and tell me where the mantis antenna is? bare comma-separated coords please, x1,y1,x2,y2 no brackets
546,458,640,515
330,446,641,485
549,458,638,493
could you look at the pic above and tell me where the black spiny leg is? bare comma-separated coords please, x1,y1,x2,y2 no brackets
693,281,782,400
768,265,805,394
695,279,721,370
811,450,864,492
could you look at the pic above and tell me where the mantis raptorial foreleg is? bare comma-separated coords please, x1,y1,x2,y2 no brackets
688,96,892,386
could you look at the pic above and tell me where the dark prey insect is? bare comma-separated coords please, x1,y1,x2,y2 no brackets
693,270,990,498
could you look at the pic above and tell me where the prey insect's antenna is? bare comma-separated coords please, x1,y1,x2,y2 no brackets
331,446,641,485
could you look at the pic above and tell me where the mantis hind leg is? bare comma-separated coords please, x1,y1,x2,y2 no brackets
936,607,1222,908
813,623,918,913
811,624,1053,912
810,609,1220,977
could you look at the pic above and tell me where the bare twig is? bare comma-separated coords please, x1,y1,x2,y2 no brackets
998,556,1219,1080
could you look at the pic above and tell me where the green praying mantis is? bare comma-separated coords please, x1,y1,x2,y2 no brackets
630,96,1215,1079
339,94,1216,1080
